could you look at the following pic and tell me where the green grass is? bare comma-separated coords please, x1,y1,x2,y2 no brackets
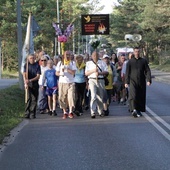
150,63,170,72
2,70,19,79
0,85,25,144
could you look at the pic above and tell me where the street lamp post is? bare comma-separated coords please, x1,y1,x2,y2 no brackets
17,0,23,89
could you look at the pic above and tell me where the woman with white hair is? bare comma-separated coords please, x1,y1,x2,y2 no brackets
53,55,61,66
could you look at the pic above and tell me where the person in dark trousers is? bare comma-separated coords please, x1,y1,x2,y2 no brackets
74,54,86,116
38,55,48,114
102,54,117,116
125,47,152,117
23,54,41,119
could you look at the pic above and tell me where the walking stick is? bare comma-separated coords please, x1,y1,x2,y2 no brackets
25,56,29,103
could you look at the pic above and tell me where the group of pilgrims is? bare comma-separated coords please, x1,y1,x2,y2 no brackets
23,47,152,119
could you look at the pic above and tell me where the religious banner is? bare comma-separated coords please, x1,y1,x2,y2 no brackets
81,14,109,35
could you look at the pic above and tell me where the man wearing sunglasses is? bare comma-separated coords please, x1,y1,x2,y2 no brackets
38,56,48,114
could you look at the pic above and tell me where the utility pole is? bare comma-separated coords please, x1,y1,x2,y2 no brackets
17,0,23,89
56,0,60,55
0,38,2,79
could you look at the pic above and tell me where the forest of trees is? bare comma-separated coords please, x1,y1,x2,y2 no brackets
0,0,169,71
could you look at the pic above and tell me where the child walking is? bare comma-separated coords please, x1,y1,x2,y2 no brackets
42,60,58,116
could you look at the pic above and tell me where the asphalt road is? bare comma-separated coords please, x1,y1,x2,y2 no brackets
0,80,170,170
0,79,18,89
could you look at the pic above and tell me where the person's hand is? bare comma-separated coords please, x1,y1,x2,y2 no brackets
117,66,121,70
24,83,28,89
125,84,128,88
147,82,151,86
25,79,29,84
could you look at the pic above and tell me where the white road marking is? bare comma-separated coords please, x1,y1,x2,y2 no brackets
146,106,170,131
144,106,170,141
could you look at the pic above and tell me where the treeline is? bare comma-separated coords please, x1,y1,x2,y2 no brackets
109,0,170,64
0,0,169,71
0,0,97,71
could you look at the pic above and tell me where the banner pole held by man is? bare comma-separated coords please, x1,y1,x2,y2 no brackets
21,13,34,103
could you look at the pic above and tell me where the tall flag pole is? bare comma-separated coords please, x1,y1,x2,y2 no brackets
20,12,34,73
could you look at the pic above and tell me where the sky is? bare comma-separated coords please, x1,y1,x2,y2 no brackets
98,0,118,14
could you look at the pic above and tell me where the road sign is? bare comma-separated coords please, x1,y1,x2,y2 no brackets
81,14,109,35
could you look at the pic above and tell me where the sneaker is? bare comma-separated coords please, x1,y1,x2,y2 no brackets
137,111,142,117
62,113,68,119
74,110,80,116
48,111,52,116
84,105,89,110
91,113,96,119
40,110,45,114
68,113,74,119
30,114,36,119
132,110,137,118
52,110,57,116
104,109,109,116
45,109,50,114
99,113,105,117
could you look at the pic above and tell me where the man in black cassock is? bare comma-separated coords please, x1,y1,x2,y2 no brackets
125,47,152,117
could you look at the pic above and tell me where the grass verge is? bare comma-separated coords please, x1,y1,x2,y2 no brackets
0,85,25,144
2,70,19,79
150,63,170,72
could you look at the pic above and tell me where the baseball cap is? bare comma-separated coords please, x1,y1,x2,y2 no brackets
103,54,110,59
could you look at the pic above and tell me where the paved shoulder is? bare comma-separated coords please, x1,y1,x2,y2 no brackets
151,69,170,84
0,79,19,89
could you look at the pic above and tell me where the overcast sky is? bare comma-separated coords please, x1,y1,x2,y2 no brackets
98,0,118,14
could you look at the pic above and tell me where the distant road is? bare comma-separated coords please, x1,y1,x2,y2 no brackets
0,79,19,89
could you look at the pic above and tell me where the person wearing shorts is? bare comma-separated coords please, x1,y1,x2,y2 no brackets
42,60,58,116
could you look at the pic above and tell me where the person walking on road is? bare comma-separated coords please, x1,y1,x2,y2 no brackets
102,54,117,116
38,55,48,114
56,51,77,119
42,60,58,116
74,54,86,116
115,53,126,104
125,47,152,117
23,54,41,119
85,51,108,118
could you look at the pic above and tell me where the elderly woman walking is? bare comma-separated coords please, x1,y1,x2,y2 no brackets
74,54,86,116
